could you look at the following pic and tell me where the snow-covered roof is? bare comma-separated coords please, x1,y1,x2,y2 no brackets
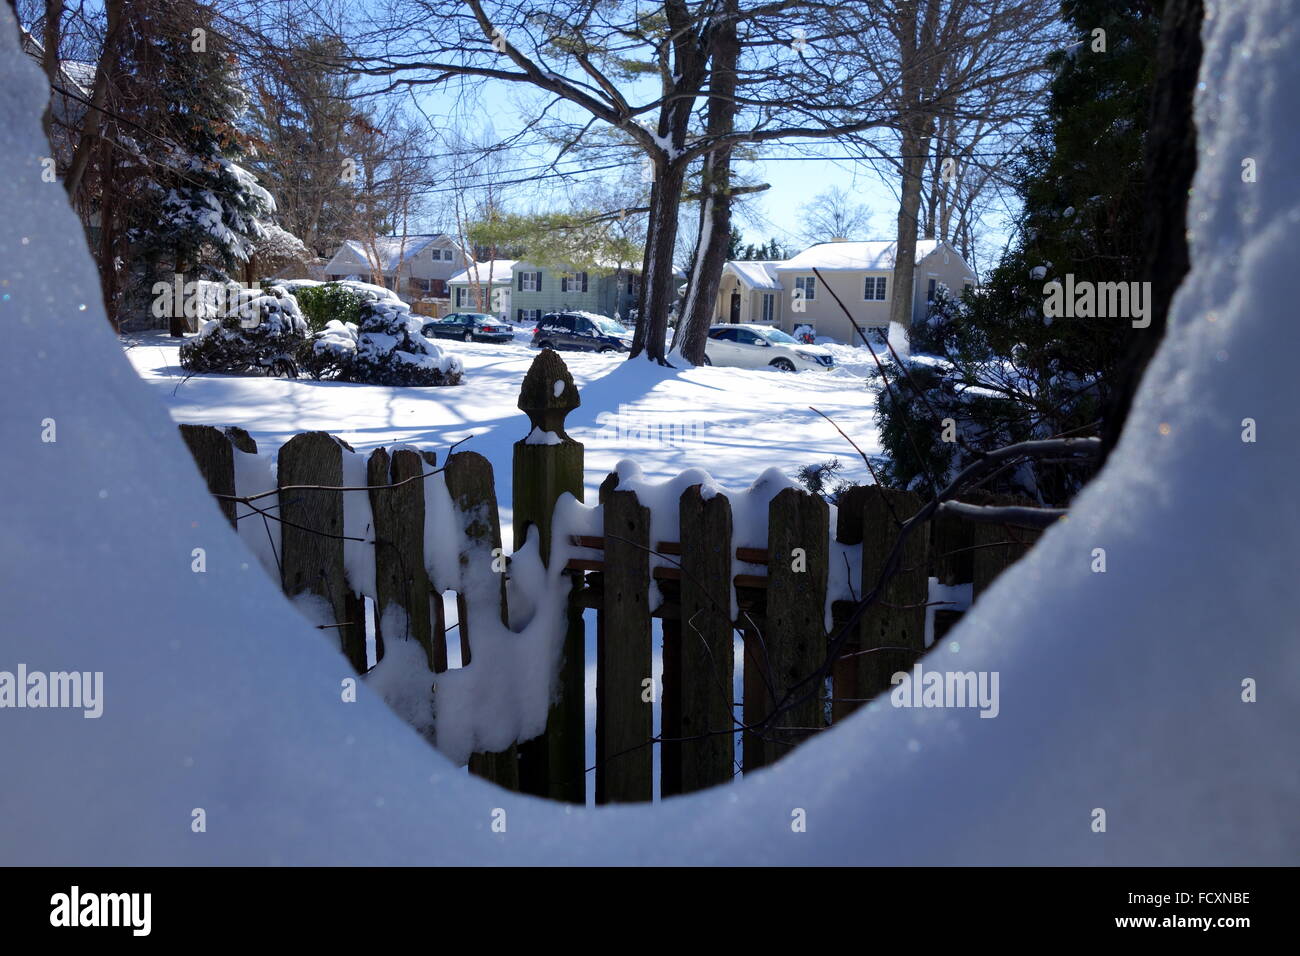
448,260,517,285
326,235,455,273
778,239,947,272
20,30,93,100
725,260,784,290
513,258,654,275
60,59,96,94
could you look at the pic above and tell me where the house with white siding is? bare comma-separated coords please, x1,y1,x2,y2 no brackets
446,259,518,316
714,239,976,342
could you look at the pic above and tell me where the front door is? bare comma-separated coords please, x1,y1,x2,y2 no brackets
730,291,741,323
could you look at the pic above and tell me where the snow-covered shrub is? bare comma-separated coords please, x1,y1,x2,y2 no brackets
296,298,462,386
349,300,463,386
332,279,404,305
252,224,309,275
868,338,1098,502
293,282,366,333
180,284,307,376
297,319,359,381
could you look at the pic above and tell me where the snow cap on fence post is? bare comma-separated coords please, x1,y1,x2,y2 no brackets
518,347,580,439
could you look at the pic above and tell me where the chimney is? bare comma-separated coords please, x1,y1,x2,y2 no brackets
830,236,847,242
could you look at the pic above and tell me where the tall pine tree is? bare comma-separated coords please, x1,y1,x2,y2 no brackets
118,1,272,334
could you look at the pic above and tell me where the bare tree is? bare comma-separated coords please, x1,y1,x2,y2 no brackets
350,0,905,364
797,185,873,243
842,0,1056,330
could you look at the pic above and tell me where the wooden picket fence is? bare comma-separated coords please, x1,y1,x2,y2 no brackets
179,349,1042,804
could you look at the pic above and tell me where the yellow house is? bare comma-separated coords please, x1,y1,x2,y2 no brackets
715,239,976,342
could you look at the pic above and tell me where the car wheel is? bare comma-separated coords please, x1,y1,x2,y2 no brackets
598,346,617,353
537,340,554,350
463,330,473,342
770,358,796,372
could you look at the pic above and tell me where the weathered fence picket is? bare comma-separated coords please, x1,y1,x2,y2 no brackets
750,488,830,769
367,447,439,671
852,486,929,710
596,477,654,804
674,485,735,792
972,494,1043,600
278,431,367,673
179,349,1045,806
444,451,519,789
180,423,253,527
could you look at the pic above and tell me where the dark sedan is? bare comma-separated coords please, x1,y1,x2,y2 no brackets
422,313,514,343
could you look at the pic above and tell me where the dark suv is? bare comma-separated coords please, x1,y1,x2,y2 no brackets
531,312,633,353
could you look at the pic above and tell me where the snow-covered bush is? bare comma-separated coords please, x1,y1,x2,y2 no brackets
322,278,404,305
297,319,358,381
179,284,307,376
251,223,309,275
349,300,463,386
297,298,462,386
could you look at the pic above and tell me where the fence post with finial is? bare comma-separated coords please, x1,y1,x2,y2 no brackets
513,349,587,802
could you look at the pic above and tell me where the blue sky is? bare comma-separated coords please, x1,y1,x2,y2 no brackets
405,78,955,251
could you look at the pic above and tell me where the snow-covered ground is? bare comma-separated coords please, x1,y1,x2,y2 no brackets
124,333,881,543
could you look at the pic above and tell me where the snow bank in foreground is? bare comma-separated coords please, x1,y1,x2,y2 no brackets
0,2,1296,863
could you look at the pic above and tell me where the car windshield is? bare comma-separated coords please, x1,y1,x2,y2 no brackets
594,317,628,335
756,327,798,344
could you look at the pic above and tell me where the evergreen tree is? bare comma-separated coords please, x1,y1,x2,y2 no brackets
869,1,1161,503
118,1,272,333
725,226,745,260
